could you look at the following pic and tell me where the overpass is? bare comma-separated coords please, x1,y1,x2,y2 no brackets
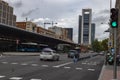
0,23,78,51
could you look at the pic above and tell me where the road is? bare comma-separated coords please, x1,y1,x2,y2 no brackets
0,53,104,80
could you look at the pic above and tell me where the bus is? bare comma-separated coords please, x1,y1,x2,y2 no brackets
17,43,48,52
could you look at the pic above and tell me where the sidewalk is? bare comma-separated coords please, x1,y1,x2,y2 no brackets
2,52,40,56
98,65,120,80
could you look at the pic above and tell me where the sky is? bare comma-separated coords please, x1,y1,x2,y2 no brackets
3,0,116,43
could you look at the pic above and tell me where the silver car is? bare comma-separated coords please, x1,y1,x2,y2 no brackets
40,48,60,61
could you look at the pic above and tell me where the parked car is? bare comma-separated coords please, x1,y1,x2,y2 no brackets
99,51,105,56
40,48,60,61
68,50,79,59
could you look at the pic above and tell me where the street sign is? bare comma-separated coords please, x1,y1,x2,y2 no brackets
108,41,112,47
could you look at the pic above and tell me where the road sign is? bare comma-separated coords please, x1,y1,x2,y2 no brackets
111,48,114,53
108,41,112,47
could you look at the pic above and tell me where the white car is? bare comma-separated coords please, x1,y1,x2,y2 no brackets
40,48,60,61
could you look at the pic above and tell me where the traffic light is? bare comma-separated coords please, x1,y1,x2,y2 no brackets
110,8,119,28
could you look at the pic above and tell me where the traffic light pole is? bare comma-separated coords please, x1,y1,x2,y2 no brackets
109,0,118,79
113,28,117,80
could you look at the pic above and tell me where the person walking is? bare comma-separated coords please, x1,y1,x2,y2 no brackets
73,53,78,63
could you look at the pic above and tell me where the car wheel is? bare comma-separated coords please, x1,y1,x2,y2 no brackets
57,57,59,61
40,59,43,61
52,56,56,61
68,55,70,58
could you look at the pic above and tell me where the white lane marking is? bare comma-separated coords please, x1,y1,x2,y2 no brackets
31,64,38,66
93,62,97,65
82,62,86,64
9,77,23,80
87,63,90,65
0,75,5,78
88,69,95,71
30,79,42,80
52,66,59,68
76,68,83,70
2,62,8,64
21,63,28,66
11,63,18,65
53,62,73,68
64,67,71,69
41,65,48,67
87,62,97,65
85,61,88,62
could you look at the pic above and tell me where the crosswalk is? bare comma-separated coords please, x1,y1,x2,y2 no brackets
0,61,98,80
0,61,98,70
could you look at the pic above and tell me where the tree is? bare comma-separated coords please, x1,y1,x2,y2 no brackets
91,38,109,52
91,39,102,52
101,38,108,51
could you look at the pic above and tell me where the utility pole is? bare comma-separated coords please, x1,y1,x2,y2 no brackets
109,0,118,79
110,8,119,80
113,28,117,79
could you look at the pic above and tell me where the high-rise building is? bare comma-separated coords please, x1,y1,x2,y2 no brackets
79,9,92,45
0,0,16,26
64,28,73,41
78,15,82,44
91,23,95,43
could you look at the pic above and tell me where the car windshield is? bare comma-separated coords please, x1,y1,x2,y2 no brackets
69,50,76,53
42,51,52,55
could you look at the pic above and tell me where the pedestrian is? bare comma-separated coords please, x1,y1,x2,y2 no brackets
73,53,78,63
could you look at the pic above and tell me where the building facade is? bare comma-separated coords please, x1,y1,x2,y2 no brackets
91,23,95,43
48,26,68,40
78,15,82,44
79,9,92,45
64,28,73,41
16,21,57,38
16,21,37,32
37,26,56,38
0,0,16,26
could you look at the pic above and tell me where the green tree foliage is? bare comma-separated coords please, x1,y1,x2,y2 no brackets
92,39,101,52
101,38,108,51
91,38,108,52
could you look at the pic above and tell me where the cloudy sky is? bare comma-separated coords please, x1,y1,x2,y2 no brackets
3,0,116,43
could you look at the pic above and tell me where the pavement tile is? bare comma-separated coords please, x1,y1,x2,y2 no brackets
100,65,120,80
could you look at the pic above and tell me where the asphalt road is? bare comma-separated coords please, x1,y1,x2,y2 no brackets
0,53,104,80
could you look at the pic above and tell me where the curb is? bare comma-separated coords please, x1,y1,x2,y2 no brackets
98,65,106,80
2,52,40,56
